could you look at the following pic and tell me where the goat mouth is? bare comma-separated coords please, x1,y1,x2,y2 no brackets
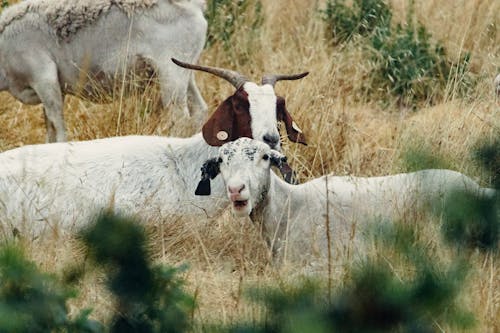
232,200,248,210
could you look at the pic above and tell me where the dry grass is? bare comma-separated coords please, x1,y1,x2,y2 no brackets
0,0,499,331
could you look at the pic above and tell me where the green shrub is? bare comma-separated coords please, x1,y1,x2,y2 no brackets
322,0,472,107
205,0,263,50
322,0,391,45
369,22,471,107
81,213,195,333
441,188,499,252
0,245,99,332
0,214,197,332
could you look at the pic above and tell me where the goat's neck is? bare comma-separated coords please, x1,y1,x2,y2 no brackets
168,132,220,188
250,172,325,251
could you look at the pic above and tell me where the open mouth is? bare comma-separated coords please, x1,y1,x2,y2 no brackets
232,200,248,209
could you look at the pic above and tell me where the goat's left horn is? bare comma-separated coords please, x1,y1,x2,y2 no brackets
261,72,309,87
172,58,248,89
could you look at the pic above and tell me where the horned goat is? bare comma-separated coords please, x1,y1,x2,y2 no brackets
0,0,208,142
0,61,308,239
198,138,496,264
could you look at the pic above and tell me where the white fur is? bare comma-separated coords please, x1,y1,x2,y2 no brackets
0,0,208,142
0,134,228,239
0,0,159,39
215,138,497,265
0,87,292,239
244,82,281,149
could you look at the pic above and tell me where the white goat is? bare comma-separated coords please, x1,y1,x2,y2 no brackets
0,0,207,142
198,138,496,264
0,61,308,239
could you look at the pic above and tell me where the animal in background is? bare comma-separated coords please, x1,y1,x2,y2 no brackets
0,0,208,142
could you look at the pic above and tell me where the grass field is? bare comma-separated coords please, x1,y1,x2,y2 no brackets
0,0,499,331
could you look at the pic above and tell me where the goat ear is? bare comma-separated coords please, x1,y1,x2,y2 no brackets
202,89,253,146
269,151,286,169
276,96,307,145
195,158,221,196
279,163,299,185
270,151,299,184
195,179,212,196
202,97,235,147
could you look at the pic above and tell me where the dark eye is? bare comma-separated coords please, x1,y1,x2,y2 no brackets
218,157,223,163
262,154,269,161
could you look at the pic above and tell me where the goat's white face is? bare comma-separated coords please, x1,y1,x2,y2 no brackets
218,138,285,217
243,82,282,150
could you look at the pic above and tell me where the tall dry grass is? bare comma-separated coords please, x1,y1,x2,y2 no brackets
0,0,499,331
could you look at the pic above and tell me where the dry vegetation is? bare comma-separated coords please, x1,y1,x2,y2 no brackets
0,0,499,331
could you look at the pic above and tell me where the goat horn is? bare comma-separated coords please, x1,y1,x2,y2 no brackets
171,58,248,89
261,72,309,87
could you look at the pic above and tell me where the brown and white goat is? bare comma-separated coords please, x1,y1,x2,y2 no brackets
0,60,308,238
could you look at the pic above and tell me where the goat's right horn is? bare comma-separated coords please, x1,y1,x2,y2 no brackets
261,72,309,87
172,58,248,89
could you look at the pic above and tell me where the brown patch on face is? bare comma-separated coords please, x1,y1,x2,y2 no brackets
202,88,253,146
276,96,307,145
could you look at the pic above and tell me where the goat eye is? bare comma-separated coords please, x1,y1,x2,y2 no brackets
262,154,269,161
217,157,223,163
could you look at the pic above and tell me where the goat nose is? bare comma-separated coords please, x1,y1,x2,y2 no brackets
228,184,245,194
263,134,279,148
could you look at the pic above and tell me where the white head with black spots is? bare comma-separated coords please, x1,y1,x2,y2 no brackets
195,138,287,217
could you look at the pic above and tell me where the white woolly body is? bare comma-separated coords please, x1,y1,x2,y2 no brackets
216,139,496,265
0,134,227,239
0,0,208,142
0,0,161,38
259,171,494,263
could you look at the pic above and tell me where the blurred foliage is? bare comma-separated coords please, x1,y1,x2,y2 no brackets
400,137,499,252
220,223,475,333
472,137,500,189
0,245,100,332
440,137,499,252
322,0,472,107
0,214,195,332
441,188,498,251
205,0,263,50
1,0,7,9
81,213,195,333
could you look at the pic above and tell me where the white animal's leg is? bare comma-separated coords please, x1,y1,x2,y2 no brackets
187,73,208,127
31,63,66,143
157,62,191,119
